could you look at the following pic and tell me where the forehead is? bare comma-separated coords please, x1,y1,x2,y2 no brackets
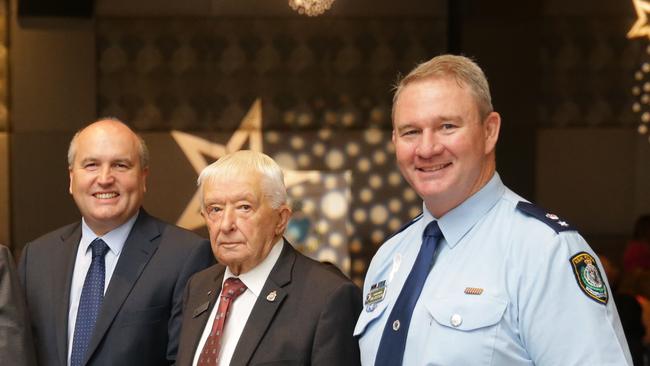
75,124,140,159
202,172,264,202
394,77,478,121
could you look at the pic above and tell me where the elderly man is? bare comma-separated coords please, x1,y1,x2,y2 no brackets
0,244,36,366
176,150,361,366
355,55,633,365
19,118,213,366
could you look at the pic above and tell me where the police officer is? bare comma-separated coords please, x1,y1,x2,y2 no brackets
354,54,633,365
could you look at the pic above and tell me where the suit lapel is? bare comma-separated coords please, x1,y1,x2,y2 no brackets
184,267,225,365
230,241,296,366
56,224,83,366
84,211,160,364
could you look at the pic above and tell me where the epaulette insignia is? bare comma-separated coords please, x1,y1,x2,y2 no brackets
570,252,608,305
515,202,575,233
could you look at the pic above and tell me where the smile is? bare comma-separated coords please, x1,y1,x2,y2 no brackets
94,192,119,199
417,162,452,172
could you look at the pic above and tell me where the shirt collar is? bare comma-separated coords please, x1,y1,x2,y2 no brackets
223,238,284,298
422,173,504,249
80,212,139,256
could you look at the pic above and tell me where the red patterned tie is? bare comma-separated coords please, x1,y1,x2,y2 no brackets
197,277,247,365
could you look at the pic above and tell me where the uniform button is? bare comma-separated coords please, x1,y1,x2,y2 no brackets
392,320,400,331
450,314,462,327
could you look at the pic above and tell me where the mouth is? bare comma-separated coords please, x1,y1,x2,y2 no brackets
416,162,452,173
93,192,119,199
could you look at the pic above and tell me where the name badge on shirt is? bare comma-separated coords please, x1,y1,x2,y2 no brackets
365,280,387,312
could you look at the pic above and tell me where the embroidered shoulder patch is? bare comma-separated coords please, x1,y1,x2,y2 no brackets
570,252,608,305
516,201,574,233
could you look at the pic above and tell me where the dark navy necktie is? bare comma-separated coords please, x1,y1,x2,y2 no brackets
71,238,109,366
375,221,443,366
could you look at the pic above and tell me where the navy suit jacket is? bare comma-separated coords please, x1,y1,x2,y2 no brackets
19,209,214,366
176,240,362,366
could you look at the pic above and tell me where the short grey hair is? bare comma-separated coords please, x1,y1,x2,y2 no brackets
393,54,493,121
197,150,287,210
67,117,150,169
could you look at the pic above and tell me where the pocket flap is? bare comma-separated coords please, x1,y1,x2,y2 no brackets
354,301,389,337
425,295,507,331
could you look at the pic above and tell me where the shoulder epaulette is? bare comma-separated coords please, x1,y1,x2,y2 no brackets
515,201,575,233
383,213,423,242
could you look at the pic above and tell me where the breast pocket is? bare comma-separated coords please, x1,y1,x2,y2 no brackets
119,304,168,327
423,295,507,364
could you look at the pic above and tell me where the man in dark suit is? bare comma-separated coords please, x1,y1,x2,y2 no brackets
19,119,213,366
176,150,362,366
1,244,37,366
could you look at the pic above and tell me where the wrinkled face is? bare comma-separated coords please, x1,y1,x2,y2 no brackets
69,121,148,236
201,172,290,275
392,77,500,217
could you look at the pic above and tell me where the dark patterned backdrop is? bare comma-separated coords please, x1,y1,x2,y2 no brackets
97,17,446,285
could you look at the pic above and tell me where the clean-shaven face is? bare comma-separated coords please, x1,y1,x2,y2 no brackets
392,76,499,217
201,172,290,275
69,121,148,236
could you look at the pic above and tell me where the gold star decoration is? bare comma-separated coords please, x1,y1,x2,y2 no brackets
171,98,320,230
628,0,650,39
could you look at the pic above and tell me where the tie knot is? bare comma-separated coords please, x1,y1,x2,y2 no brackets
221,277,247,300
423,221,442,239
90,238,109,259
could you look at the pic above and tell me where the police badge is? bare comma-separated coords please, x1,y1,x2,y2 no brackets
570,252,608,305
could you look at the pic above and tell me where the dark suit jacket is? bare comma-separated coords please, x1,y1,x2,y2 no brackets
176,240,362,366
18,209,214,366
0,245,37,366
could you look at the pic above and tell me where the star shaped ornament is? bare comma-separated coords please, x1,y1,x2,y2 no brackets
628,0,650,39
171,98,319,230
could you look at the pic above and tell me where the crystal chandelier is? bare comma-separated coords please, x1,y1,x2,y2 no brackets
288,0,335,16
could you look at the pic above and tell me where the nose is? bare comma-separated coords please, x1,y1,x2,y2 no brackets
415,129,443,158
219,206,236,233
97,165,115,185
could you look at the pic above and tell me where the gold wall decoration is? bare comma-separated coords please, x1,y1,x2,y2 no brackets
628,0,650,140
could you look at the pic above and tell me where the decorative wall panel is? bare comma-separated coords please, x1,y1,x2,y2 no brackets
98,17,446,284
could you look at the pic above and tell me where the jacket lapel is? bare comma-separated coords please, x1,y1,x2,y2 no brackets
184,267,225,365
84,210,160,364
56,223,83,366
230,241,296,366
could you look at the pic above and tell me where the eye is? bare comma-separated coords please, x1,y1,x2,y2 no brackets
114,162,131,170
441,123,457,130
83,162,98,170
400,129,420,137
238,204,252,212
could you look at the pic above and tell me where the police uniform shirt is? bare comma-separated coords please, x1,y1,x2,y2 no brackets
355,173,632,365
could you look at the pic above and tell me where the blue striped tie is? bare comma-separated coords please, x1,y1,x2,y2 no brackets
70,238,109,366
375,221,442,366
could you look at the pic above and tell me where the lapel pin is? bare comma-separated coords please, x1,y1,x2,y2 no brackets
464,287,484,295
267,290,277,302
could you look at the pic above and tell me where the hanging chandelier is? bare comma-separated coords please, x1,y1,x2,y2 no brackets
288,0,335,16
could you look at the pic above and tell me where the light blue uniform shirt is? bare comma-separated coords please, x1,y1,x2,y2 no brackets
355,173,632,365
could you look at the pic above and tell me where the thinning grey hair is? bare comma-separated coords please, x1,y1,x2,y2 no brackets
197,150,287,210
392,54,493,121
67,117,150,169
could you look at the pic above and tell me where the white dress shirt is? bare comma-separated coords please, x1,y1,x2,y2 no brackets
193,239,284,366
67,213,138,365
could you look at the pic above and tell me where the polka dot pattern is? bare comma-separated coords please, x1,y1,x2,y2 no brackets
197,278,247,365
70,239,109,366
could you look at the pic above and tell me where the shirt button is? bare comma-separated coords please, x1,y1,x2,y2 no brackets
450,314,462,327
392,320,400,331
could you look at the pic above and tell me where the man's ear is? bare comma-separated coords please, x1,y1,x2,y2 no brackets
69,168,74,195
484,112,501,155
275,205,292,236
